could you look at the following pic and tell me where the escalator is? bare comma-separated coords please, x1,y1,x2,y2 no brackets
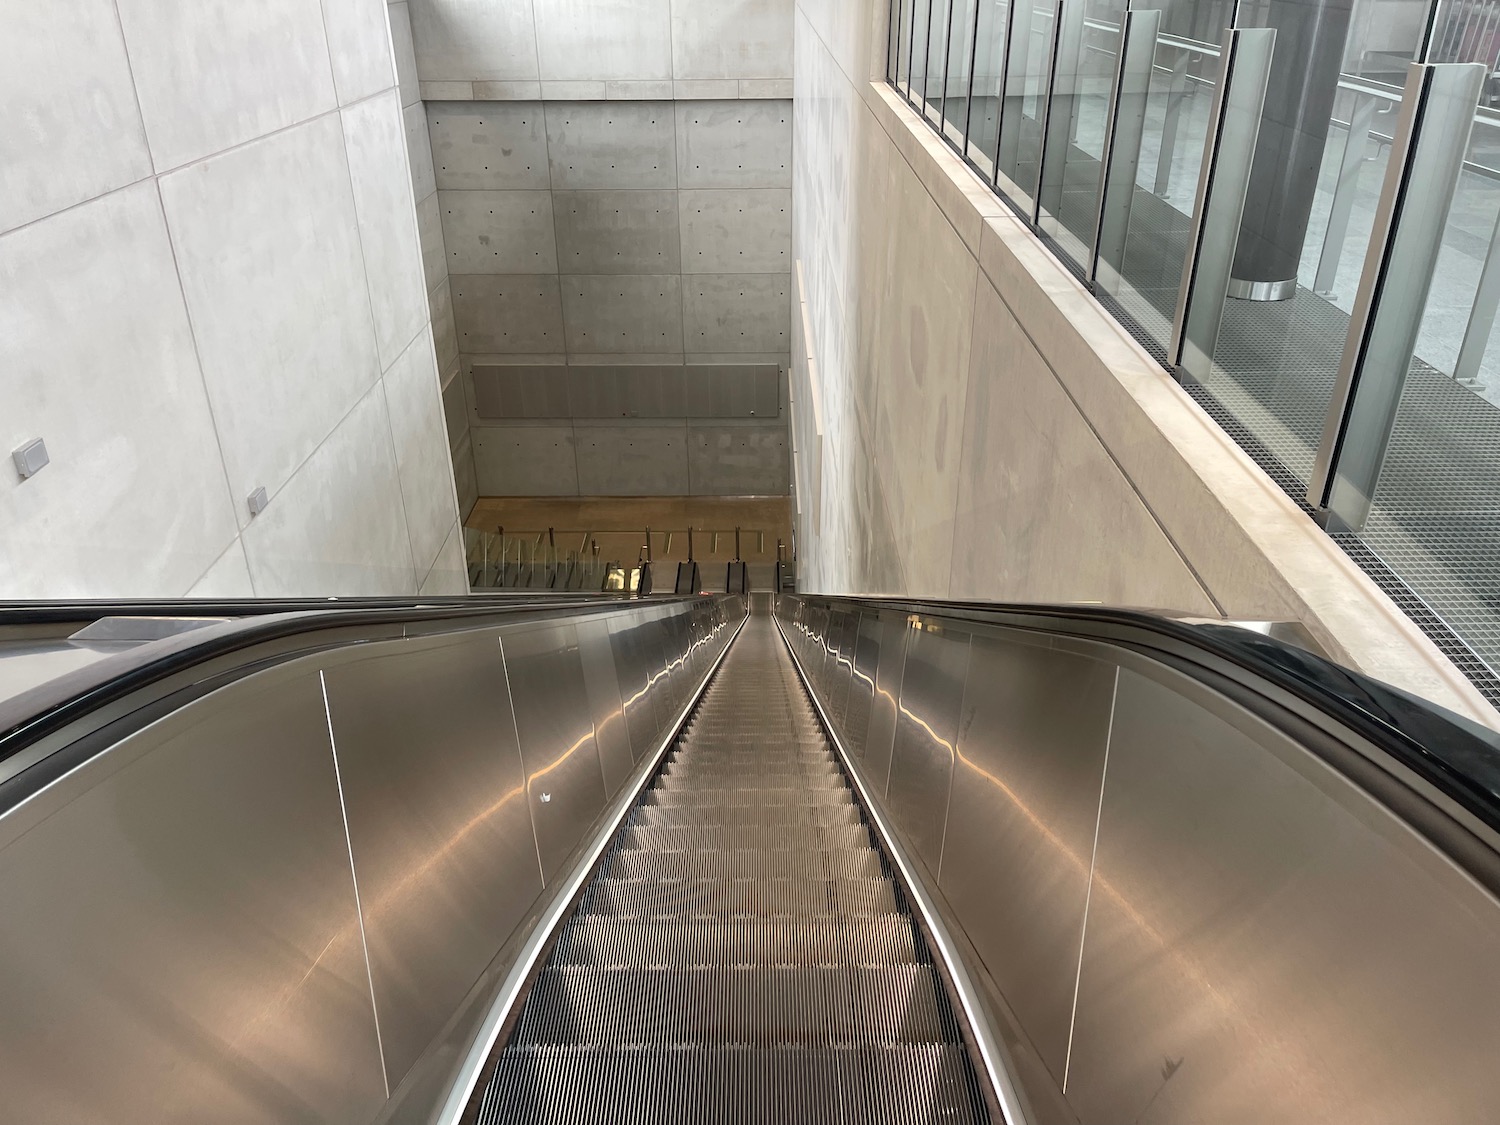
479,615,989,1123
2,592,1499,1125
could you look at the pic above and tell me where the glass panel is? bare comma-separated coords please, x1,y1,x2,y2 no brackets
896,0,918,98
944,0,981,146
996,0,1060,208
910,0,933,106
1036,0,1127,265
1185,0,1430,489
1092,0,1235,356
925,0,955,124
889,0,903,82
1343,91,1500,680
968,0,1012,175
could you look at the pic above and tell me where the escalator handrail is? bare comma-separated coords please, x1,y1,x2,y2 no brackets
782,595,1500,842
0,593,706,773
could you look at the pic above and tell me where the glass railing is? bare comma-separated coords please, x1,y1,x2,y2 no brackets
890,0,1500,705
463,526,788,591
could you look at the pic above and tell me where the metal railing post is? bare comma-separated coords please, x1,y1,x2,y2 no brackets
1169,26,1276,382
1310,62,1487,528
1035,0,1088,224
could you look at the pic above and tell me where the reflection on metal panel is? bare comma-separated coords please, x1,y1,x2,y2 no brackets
501,622,606,882
888,619,971,873
844,612,881,758
576,618,633,798
864,610,910,797
1069,665,1500,1124
941,632,1116,1083
0,667,386,1124
608,615,660,761
320,632,542,1087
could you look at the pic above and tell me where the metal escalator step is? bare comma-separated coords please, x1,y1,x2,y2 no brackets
549,913,921,968
479,1044,983,1125
616,824,873,852
640,788,856,809
602,846,885,881
576,876,901,916
631,804,863,828
511,964,955,1046
479,615,989,1123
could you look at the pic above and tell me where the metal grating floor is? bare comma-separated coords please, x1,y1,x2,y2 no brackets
1077,186,1500,701
476,615,990,1123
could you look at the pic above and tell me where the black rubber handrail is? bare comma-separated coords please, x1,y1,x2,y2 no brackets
0,593,702,769
786,595,1500,840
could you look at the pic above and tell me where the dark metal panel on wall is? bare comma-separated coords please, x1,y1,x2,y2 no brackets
887,617,971,874
939,631,1117,1085
320,630,542,1087
501,621,606,882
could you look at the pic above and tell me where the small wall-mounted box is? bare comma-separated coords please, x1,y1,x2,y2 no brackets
12,439,49,480
247,486,269,517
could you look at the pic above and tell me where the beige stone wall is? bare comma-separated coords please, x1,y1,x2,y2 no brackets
790,0,1500,725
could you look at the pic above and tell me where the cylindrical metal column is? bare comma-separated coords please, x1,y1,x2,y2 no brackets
1228,0,1355,301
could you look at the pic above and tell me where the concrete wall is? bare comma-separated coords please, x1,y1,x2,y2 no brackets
423,99,793,497
406,0,794,99
2,0,467,598
389,0,477,519
790,0,1500,724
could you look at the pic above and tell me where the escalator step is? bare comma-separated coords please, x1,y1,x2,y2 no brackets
477,615,987,1123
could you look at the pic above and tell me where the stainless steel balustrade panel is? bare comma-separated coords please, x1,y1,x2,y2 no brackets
576,618,634,798
501,621,608,883
607,613,660,761
939,631,1117,1083
0,665,386,1125
844,611,882,758
320,631,542,1088
887,618,972,872
864,609,912,796
1067,664,1500,1124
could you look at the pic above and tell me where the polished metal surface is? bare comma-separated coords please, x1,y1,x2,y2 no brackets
606,612,662,761
1224,275,1297,301
1068,663,1500,1123
501,620,608,883
425,599,743,1125
0,596,734,1125
478,614,989,1124
320,630,542,1087
843,611,881,758
782,594,1500,1125
887,617,971,872
575,618,634,797
863,609,910,795
0,663,387,1124
940,631,1116,1083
